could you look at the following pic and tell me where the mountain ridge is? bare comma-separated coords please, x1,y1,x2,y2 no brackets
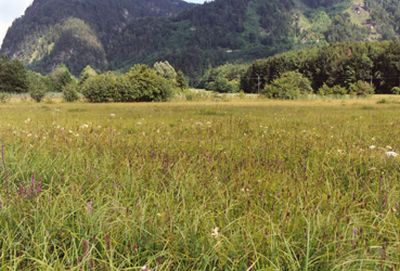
1,0,399,77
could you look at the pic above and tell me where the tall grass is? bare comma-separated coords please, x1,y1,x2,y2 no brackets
0,101,399,270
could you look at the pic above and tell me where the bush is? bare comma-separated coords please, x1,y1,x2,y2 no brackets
30,88,46,102
348,81,375,97
28,71,49,103
263,71,313,100
206,75,239,93
62,82,80,102
0,92,11,103
318,84,348,96
391,87,400,95
82,73,120,103
79,65,97,86
125,65,173,102
202,64,247,93
176,71,189,90
82,65,173,103
0,57,29,93
50,64,74,92
82,72,137,103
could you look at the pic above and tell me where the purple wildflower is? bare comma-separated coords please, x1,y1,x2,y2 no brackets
18,175,43,199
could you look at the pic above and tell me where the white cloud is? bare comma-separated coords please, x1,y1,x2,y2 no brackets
0,20,9,47
0,0,33,48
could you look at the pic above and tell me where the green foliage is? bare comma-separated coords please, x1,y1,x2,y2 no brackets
125,65,173,102
242,41,399,94
324,14,368,43
154,61,189,91
79,65,98,86
202,64,248,93
391,87,400,95
82,65,173,103
0,57,28,93
0,0,191,75
154,61,177,81
49,64,74,92
348,80,375,96
176,70,189,90
206,76,239,93
62,82,80,102
27,71,49,102
263,71,313,99
81,72,122,103
30,88,47,103
0,92,11,103
318,84,348,95
2,0,400,79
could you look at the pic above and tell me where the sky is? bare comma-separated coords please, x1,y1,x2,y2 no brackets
0,0,208,48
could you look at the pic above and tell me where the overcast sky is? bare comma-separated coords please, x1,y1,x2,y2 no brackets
0,0,208,48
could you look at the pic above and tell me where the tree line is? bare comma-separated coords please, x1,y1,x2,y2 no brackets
241,41,400,94
0,57,187,103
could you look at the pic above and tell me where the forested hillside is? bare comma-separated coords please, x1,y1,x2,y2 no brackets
0,0,193,74
1,0,399,79
241,41,400,94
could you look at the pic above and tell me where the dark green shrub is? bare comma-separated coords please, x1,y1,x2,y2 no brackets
28,71,49,102
318,84,348,95
263,71,313,100
154,61,177,81
62,82,80,102
0,57,28,93
176,71,189,90
79,65,98,86
125,65,173,102
391,87,400,95
202,64,247,93
81,73,118,103
50,64,74,92
82,66,173,103
206,75,239,93
0,92,11,103
30,88,46,102
81,72,136,103
348,81,375,97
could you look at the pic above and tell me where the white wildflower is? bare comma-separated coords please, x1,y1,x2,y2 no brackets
369,145,376,150
141,265,152,271
386,151,399,158
110,113,116,118
24,118,31,124
211,227,220,238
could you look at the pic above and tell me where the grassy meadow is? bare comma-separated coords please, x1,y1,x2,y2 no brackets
1,96,400,270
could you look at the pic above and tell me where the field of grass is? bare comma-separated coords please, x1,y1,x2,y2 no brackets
1,97,400,270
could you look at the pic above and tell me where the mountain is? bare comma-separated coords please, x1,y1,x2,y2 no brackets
1,0,399,78
0,0,194,74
